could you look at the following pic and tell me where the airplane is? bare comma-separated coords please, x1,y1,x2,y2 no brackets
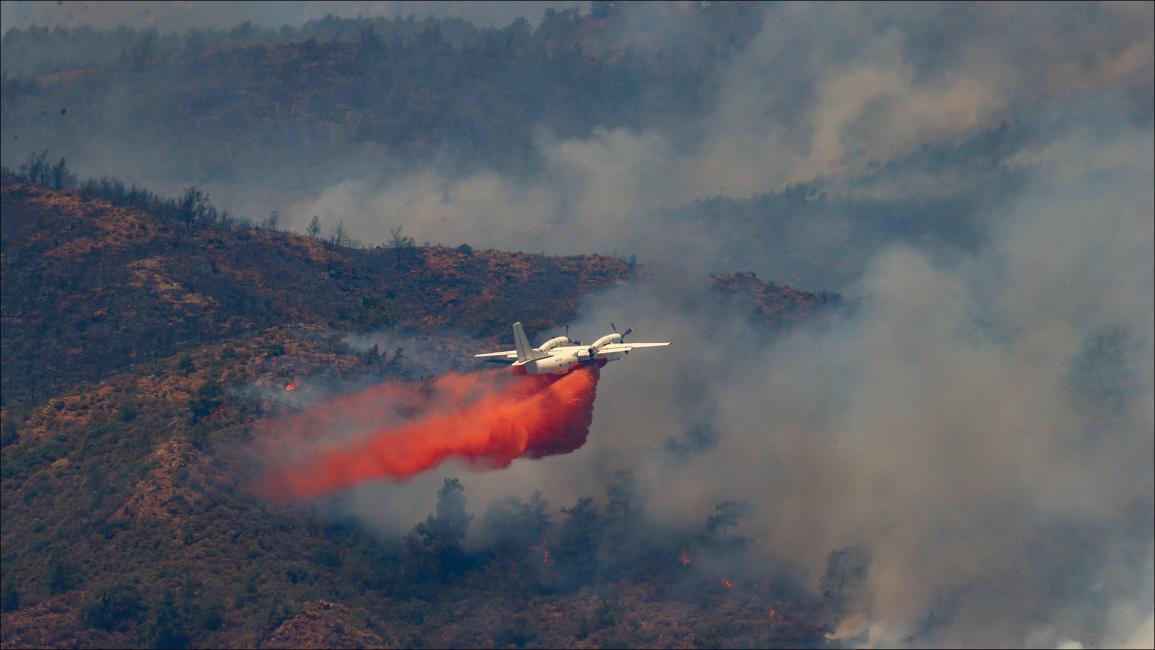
475,322,671,375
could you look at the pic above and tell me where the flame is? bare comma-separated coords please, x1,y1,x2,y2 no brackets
768,607,777,621
721,578,736,590
529,538,553,565
678,551,691,566
284,382,299,392
258,367,601,500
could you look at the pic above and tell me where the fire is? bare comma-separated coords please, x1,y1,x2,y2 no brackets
768,607,777,621
721,579,736,590
528,537,553,565
678,551,691,566
284,382,299,392
530,542,553,565
258,367,601,500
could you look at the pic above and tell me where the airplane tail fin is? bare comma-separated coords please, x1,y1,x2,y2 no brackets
513,322,548,363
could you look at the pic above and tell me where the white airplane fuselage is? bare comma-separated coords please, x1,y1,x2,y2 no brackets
475,322,670,375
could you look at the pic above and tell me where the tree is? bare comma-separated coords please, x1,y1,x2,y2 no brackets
480,490,552,557
409,478,473,579
362,343,382,366
524,490,551,539
82,582,146,631
1,581,19,612
177,355,195,374
603,470,637,541
17,149,50,185
0,417,20,448
591,1,618,19
262,209,280,230
706,500,752,541
426,477,472,546
307,215,322,239
177,187,210,228
149,590,190,649
329,220,350,247
124,29,157,68
185,28,206,55
492,615,538,648
820,546,870,613
388,225,416,268
556,496,602,569
188,379,223,423
48,558,82,593
356,26,385,72
50,157,75,190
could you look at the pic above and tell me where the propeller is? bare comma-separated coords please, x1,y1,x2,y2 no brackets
565,323,581,345
610,323,633,341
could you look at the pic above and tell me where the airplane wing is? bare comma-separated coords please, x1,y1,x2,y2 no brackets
597,342,671,355
474,350,518,362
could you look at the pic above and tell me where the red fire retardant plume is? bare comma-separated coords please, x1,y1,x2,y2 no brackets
260,366,601,500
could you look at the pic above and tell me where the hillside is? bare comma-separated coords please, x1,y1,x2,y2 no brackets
1,177,634,407
1,176,838,649
0,324,828,647
1,4,759,189
712,272,844,331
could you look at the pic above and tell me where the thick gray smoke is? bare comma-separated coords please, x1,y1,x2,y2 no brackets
338,121,1153,647
278,3,1153,292
309,5,1154,648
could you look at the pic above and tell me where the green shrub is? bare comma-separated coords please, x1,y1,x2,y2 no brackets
188,380,223,422
1,581,20,612
492,615,537,648
118,403,139,422
0,418,19,448
83,582,146,631
48,559,82,593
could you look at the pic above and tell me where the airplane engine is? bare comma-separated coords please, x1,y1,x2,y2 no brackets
590,333,621,350
537,336,571,353
530,354,579,375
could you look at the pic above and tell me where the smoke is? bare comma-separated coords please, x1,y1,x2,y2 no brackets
258,366,601,501
274,3,1152,292
317,118,1152,646
576,126,1151,646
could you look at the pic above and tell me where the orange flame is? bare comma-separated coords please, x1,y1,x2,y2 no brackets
678,551,691,566
284,382,300,392
529,537,553,565
259,367,601,500
768,607,777,621
721,579,736,590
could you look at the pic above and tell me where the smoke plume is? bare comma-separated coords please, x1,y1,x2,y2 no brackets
259,366,601,500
